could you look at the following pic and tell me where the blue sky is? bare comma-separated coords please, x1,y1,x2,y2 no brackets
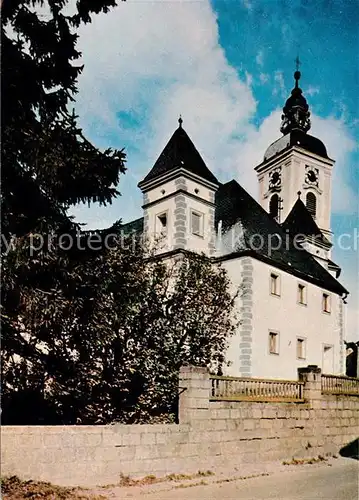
68,0,358,339
215,0,358,124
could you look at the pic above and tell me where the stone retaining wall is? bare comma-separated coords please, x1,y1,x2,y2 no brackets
1,365,358,487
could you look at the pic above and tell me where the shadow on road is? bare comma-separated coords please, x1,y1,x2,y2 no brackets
339,438,359,460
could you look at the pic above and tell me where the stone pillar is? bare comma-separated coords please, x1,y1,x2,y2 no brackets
178,365,210,425
298,365,322,409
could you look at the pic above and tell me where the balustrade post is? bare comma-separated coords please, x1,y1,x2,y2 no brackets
298,365,322,408
178,365,211,425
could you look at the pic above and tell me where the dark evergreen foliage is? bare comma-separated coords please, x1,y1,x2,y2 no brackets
2,0,126,238
1,0,238,424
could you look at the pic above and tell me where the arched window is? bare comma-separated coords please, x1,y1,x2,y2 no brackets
306,192,317,218
269,194,279,219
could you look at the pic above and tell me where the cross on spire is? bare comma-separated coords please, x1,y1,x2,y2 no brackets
294,55,301,88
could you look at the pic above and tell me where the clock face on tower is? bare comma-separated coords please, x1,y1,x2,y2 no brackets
305,166,319,186
307,170,317,183
269,169,281,189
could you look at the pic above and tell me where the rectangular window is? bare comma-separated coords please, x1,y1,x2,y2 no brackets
270,273,280,296
156,212,168,233
296,338,306,359
191,211,203,236
269,331,279,355
298,284,306,305
322,293,331,313
322,344,334,374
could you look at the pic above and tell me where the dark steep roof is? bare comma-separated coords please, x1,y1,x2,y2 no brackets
264,129,328,162
282,198,330,245
139,125,218,186
327,259,341,278
118,217,144,235
215,180,347,295
82,217,144,236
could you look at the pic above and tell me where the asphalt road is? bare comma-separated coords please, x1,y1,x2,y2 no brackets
122,458,358,500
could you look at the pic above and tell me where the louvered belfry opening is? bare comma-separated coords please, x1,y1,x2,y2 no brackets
306,192,317,218
269,194,279,220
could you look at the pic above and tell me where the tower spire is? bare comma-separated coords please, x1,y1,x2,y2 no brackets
280,60,311,135
294,55,301,89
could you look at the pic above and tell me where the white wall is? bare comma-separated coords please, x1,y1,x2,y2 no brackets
184,196,215,254
145,195,177,253
220,257,253,377
221,256,345,380
143,174,216,255
250,258,343,379
144,177,214,204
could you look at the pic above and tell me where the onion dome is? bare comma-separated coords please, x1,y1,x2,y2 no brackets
264,129,328,161
280,70,311,135
263,64,329,162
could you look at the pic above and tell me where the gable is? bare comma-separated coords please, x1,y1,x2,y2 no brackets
282,198,330,246
215,180,347,296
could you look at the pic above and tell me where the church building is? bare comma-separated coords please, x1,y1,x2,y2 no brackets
127,69,348,380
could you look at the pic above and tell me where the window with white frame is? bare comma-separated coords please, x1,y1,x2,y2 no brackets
270,273,280,296
269,331,279,354
322,293,331,313
191,210,203,236
297,283,307,305
296,337,306,359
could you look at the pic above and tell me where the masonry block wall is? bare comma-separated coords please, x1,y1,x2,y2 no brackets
1,365,358,487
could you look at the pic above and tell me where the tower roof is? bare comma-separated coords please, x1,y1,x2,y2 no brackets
282,197,330,245
280,67,311,135
262,67,329,163
263,129,328,161
139,119,218,187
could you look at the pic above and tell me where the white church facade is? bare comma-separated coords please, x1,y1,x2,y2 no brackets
124,70,348,380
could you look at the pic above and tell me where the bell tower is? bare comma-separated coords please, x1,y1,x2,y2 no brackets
138,117,219,256
254,65,335,244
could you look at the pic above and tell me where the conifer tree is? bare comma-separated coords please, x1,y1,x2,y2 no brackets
1,1,239,424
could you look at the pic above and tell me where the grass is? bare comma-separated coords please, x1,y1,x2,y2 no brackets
101,469,215,489
2,468,271,496
173,480,208,489
215,473,269,484
166,470,214,482
282,455,328,466
1,476,106,500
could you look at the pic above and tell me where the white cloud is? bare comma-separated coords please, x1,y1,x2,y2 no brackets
273,70,286,97
259,72,269,84
245,70,253,87
306,85,320,97
241,0,253,11
73,0,258,216
256,50,264,67
310,115,357,214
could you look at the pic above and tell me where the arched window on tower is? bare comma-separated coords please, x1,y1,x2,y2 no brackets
306,192,317,218
269,194,279,220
